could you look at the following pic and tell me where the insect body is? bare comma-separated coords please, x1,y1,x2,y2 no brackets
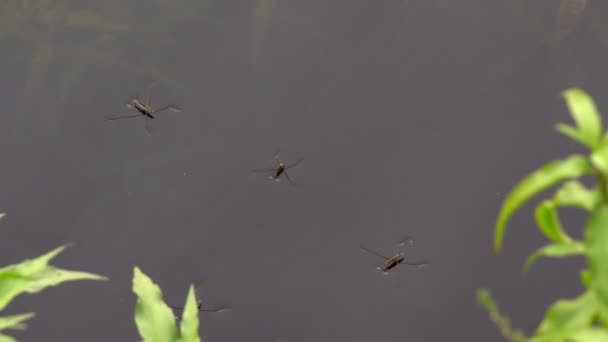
129,98,155,119
360,237,428,274
105,83,181,134
252,150,303,185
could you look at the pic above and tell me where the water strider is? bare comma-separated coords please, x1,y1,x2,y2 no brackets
252,150,304,185
360,237,429,274
105,82,181,134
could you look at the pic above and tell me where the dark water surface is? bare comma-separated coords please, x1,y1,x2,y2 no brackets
1,1,607,341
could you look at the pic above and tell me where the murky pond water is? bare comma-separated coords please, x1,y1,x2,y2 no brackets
1,1,606,341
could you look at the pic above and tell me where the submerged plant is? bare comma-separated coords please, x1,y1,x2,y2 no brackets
251,0,277,63
0,219,106,342
132,267,201,342
478,88,608,341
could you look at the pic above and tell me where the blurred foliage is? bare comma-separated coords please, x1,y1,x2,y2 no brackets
480,88,608,341
477,289,527,342
132,267,200,342
0,1,134,122
0,225,106,342
251,0,277,63
476,0,603,98
0,0,215,128
511,0,608,85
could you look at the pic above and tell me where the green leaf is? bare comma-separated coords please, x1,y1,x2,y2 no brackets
477,288,528,341
535,200,570,242
553,180,599,211
556,123,591,148
476,288,497,311
559,88,603,149
580,269,591,289
534,291,596,340
132,267,179,342
568,328,608,342
0,245,107,311
590,141,608,173
0,333,16,342
0,213,4,220
523,242,585,273
0,313,34,331
178,285,200,342
495,155,593,251
584,204,608,324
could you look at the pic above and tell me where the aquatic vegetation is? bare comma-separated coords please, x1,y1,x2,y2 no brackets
132,267,201,342
509,0,608,87
0,1,133,114
477,289,527,342
554,0,588,43
478,88,608,341
0,227,106,342
0,1,211,127
251,0,277,63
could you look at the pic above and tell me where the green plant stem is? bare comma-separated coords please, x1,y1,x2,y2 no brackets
488,310,528,342
595,169,608,204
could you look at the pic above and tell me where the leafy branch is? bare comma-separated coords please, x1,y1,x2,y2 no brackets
479,88,608,341
132,267,201,342
0,213,106,341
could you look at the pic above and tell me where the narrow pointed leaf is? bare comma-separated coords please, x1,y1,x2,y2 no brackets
560,88,602,149
132,267,179,342
535,200,570,242
495,155,593,251
523,242,585,273
0,245,106,310
584,204,608,324
534,291,596,339
0,313,34,331
476,288,497,311
553,180,599,211
178,285,200,342
590,141,608,173
555,123,590,147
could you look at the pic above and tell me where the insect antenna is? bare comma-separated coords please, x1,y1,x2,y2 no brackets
396,236,414,255
146,81,158,107
284,158,304,169
273,148,281,161
359,245,389,260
